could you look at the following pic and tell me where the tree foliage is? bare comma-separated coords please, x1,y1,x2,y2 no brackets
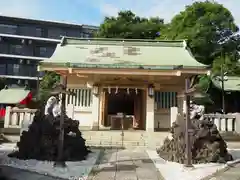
96,10,164,39
212,55,240,76
211,29,240,75
39,71,60,101
159,1,239,66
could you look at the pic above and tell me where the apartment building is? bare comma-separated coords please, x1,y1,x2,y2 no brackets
0,15,98,88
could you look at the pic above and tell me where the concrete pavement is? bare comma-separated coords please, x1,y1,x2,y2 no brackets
208,163,240,180
87,148,164,180
0,148,164,180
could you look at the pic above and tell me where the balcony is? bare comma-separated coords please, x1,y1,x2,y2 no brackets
0,53,47,61
0,39,57,57
0,33,60,43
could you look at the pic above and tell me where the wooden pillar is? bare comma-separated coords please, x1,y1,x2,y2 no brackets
100,88,108,127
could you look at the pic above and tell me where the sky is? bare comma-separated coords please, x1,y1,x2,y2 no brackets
0,0,240,26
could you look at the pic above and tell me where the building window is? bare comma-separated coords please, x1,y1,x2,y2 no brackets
36,27,43,37
9,44,23,55
39,47,47,56
83,33,90,38
29,64,37,77
60,30,67,37
0,44,8,54
0,64,6,75
66,30,79,37
13,64,20,75
154,91,177,109
48,28,64,39
0,24,18,34
66,88,92,107
34,46,48,57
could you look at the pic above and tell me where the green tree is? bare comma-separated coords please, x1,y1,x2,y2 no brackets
159,1,239,65
96,10,164,39
39,71,60,101
212,56,240,76
211,30,240,75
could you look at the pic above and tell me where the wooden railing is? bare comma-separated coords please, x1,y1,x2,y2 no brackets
4,106,37,129
203,114,237,132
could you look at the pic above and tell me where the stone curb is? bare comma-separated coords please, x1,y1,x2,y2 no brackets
0,164,67,180
147,149,240,180
0,149,103,180
86,148,106,179
200,158,240,180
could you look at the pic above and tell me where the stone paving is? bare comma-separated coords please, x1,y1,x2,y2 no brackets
87,148,164,180
227,142,240,149
208,163,240,180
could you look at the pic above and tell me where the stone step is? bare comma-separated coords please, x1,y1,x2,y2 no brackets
85,140,147,147
85,139,146,144
82,130,146,135
82,135,145,141
82,134,146,139
81,131,147,140
3,131,170,149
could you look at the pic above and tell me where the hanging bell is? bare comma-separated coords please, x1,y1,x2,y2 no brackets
127,88,130,94
108,86,111,94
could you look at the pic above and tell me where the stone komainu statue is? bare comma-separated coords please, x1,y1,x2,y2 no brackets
44,96,61,117
190,101,205,120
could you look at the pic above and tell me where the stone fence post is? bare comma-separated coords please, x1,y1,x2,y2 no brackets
4,106,11,128
234,113,240,133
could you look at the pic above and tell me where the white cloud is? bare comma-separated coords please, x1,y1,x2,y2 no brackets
0,0,41,18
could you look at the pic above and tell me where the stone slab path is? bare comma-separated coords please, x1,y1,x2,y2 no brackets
87,148,164,180
208,163,240,180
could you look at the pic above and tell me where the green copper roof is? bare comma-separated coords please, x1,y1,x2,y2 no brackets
212,76,240,91
0,88,30,104
40,37,207,70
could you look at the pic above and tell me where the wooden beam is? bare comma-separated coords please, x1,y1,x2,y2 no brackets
56,70,68,75
40,66,209,76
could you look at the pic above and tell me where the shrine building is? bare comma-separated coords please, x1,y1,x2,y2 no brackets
39,37,209,132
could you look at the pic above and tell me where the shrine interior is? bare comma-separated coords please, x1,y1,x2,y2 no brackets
104,88,144,130
107,89,134,115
